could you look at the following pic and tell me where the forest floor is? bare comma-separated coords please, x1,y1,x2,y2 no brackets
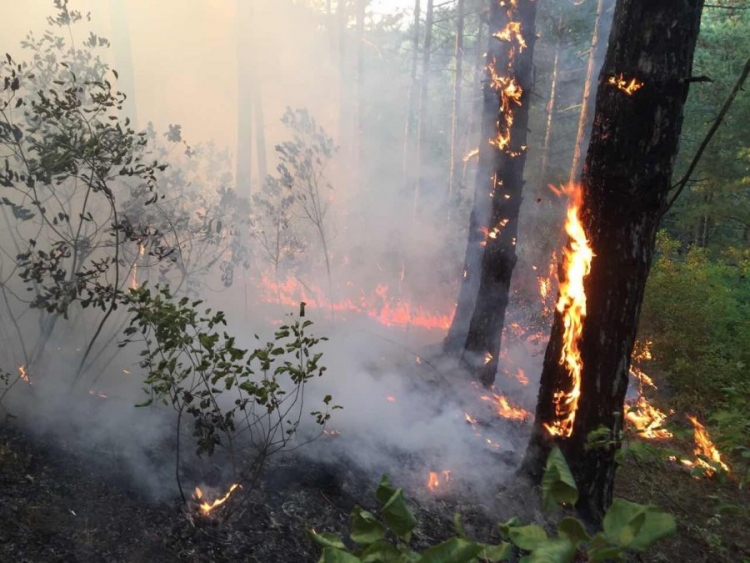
1,417,748,562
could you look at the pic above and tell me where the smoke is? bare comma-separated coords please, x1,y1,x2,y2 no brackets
0,0,614,506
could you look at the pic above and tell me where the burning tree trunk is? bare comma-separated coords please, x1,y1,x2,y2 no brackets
457,0,537,386
568,0,614,184
413,0,435,216
521,0,705,523
448,0,466,199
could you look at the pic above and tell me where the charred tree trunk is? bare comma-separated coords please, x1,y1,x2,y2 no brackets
460,0,537,385
448,0,466,200
521,0,705,524
413,0,435,217
444,2,493,355
568,0,614,184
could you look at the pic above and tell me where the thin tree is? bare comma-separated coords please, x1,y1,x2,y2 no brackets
108,0,138,126
537,16,565,192
522,0,706,523
458,0,538,386
568,0,614,184
448,0,466,199
236,0,254,195
412,0,435,216
402,0,421,186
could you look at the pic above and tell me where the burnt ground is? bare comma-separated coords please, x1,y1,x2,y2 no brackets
2,418,749,563
0,419,520,562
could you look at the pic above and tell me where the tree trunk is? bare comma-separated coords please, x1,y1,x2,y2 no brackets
568,0,614,184
460,11,486,188
355,0,365,183
459,0,538,386
253,80,267,183
236,0,254,196
538,19,563,192
413,0,435,217
402,0,421,187
449,0,466,200
522,0,705,524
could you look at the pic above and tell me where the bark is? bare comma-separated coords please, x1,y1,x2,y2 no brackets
521,0,705,524
448,0,466,199
460,0,537,386
568,0,614,184
413,0,435,217
236,0,254,196
109,0,138,126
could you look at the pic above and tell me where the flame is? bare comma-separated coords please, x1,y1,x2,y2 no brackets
194,483,241,515
426,470,451,492
483,352,493,365
544,184,594,438
686,415,729,475
493,21,527,51
607,73,644,95
463,148,479,162
630,339,657,390
18,365,31,385
258,275,452,331
130,244,146,290
514,367,529,386
464,413,477,425
481,392,531,421
625,396,672,439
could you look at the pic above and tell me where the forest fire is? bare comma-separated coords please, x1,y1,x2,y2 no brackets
194,483,241,516
544,184,594,438
625,396,672,439
481,392,531,422
257,275,451,331
426,470,451,493
686,416,730,476
607,73,644,95
494,21,527,51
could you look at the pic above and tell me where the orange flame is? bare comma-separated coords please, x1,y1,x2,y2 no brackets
481,392,531,422
544,184,594,438
686,415,729,475
194,483,241,515
426,470,451,492
607,74,644,95
493,21,527,51
18,365,31,385
463,148,479,162
625,396,672,439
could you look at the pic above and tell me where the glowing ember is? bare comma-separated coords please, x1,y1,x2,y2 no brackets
686,415,730,475
18,365,31,385
514,368,529,386
625,396,672,439
483,352,493,365
88,389,108,399
386,395,396,403
607,73,644,95
544,184,594,438
464,413,477,425
194,483,241,515
426,470,451,492
481,392,531,422
130,244,146,290
463,148,479,162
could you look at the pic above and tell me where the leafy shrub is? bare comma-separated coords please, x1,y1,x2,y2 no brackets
310,446,675,562
123,286,338,505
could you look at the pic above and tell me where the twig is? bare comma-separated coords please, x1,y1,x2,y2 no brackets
662,57,750,215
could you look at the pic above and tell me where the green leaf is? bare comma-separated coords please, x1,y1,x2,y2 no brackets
541,447,578,510
359,540,402,563
376,474,396,505
518,537,576,563
380,488,417,541
602,499,648,548
418,537,483,563
310,531,346,550
453,513,467,539
350,507,386,545
319,547,362,563
477,542,512,562
557,517,589,546
627,508,676,551
504,524,548,551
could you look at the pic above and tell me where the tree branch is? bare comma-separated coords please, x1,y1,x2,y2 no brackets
662,56,750,215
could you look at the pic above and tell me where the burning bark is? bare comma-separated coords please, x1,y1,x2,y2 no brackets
522,0,706,523
445,0,537,388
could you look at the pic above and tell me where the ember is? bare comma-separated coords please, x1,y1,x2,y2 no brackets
194,483,241,516
426,470,451,493
607,73,644,95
